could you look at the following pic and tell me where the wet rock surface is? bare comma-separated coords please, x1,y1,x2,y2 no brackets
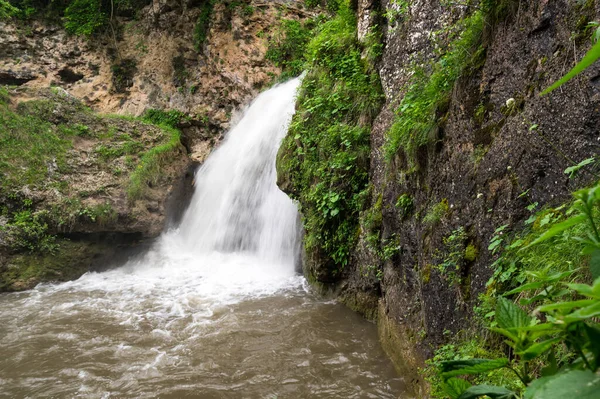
312,0,600,376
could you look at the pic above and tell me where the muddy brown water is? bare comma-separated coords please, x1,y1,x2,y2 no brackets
0,276,405,398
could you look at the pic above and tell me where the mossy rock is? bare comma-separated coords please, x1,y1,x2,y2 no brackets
0,239,109,291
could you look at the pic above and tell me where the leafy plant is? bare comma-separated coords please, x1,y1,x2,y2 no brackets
265,18,315,80
0,0,18,19
541,38,600,95
384,11,485,166
194,0,215,51
434,184,600,399
277,0,383,277
64,0,107,37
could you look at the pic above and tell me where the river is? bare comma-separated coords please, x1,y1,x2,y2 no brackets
0,78,406,398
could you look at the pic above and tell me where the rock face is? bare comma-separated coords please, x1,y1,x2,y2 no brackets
0,0,311,159
302,0,600,387
0,87,192,291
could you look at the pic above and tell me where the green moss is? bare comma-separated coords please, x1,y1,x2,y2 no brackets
395,193,414,218
127,125,183,201
464,242,478,262
363,193,383,248
0,98,71,191
423,198,449,226
265,18,317,80
0,240,108,291
194,0,216,51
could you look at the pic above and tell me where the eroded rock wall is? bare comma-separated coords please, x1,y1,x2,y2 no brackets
338,0,600,382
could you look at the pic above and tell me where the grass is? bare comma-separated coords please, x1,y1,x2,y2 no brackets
127,125,182,200
0,97,71,191
0,87,185,253
384,11,485,167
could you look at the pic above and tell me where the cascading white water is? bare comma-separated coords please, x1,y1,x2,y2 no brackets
177,77,301,266
0,77,406,398
92,77,305,304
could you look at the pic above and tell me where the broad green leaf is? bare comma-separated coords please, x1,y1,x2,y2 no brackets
490,327,519,342
517,337,560,361
444,378,472,399
542,40,600,95
537,299,596,313
496,297,531,330
525,369,600,399
524,215,587,249
564,301,600,322
504,281,545,296
441,358,509,379
591,249,600,280
565,283,598,298
458,385,517,399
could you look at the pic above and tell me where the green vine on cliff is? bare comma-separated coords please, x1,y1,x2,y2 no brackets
384,10,485,167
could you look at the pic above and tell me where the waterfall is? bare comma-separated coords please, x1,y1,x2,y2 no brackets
86,77,307,302
177,77,301,267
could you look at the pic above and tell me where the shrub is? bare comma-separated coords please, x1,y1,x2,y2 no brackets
277,1,383,274
64,0,107,37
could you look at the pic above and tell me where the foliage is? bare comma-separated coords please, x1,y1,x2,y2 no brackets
432,184,600,398
0,89,183,255
383,0,409,28
277,0,383,275
194,0,215,51
395,193,413,218
265,18,316,80
424,338,523,398
436,227,469,286
64,0,107,36
1,210,58,253
0,98,70,191
142,108,188,128
423,198,450,226
0,0,18,19
542,39,600,95
384,11,485,167
127,125,182,200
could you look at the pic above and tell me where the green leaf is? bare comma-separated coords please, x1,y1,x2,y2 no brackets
541,40,600,95
490,327,520,342
441,358,509,379
564,157,595,178
590,249,600,280
565,283,598,298
517,337,560,361
504,281,545,296
564,301,600,322
457,385,517,399
496,297,531,330
524,215,587,248
537,299,596,313
444,378,472,399
525,369,600,399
